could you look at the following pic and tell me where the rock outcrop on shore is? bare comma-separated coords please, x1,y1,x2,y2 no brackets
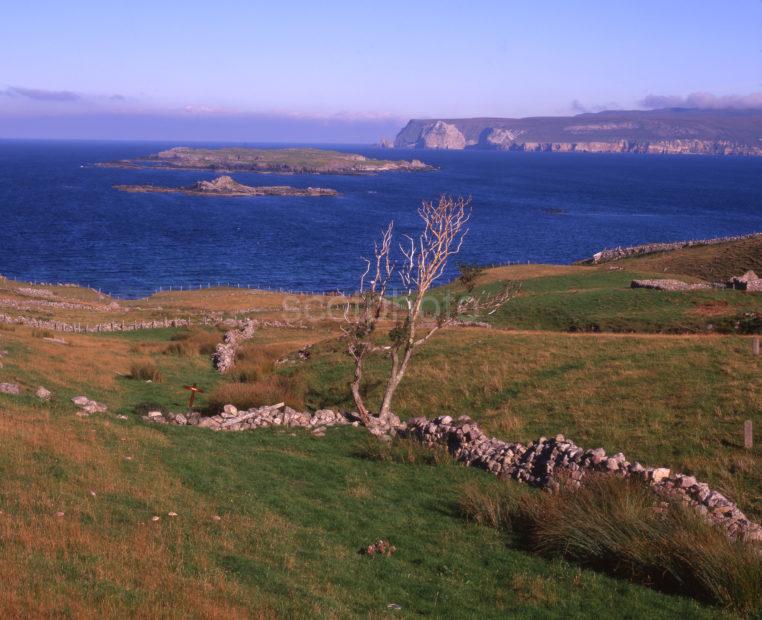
394,108,762,155
115,175,338,198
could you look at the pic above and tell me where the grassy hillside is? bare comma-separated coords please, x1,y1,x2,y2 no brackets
0,324,724,617
614,235,762,282
0,255,761,616
431,265,762,333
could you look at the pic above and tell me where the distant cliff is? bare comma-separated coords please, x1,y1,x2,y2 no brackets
394,108,762,155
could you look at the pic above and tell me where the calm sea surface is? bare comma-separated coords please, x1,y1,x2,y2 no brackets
1,140,761,298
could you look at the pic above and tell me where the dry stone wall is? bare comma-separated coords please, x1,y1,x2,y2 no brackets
144,406,762,545
581,233,762,265
0,313,191,333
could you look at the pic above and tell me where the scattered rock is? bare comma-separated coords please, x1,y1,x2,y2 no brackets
363,539,396,557
0,383,20,395
71,395,107,415
36,386,52,400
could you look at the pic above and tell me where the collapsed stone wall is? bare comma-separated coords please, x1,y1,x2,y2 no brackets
144,406,761,545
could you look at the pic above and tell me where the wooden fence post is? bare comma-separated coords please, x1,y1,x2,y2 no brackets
745,420,753,450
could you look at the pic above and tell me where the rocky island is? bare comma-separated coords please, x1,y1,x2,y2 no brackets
114,175,338,197
100,146,432,174
394,108,762,155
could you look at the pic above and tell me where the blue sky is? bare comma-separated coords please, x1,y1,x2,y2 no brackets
1,0,760,141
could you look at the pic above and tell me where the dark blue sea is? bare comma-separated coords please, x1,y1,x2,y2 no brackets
1,140,761,298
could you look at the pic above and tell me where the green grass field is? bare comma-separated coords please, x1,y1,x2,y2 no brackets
430,267,762,333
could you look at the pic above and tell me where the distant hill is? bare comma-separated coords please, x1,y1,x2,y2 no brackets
394,108,762,155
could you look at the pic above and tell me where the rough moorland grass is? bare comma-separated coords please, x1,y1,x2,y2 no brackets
459,475,762,615
129,361,163,382
292,330,762,520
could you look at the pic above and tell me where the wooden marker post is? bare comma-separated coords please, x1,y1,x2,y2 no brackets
753,336,760,356
183,383,205,410
744,420,753,450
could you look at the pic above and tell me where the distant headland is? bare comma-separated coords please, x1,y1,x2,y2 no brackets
393,108,762,155
114,175,338,198
99,146,432,174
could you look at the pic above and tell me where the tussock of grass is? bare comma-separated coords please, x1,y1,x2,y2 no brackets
159,329,223,358
163,341,192,356
459,480,530,529
356,435,453,466
207,373,305,412
129,362,163,383
459,475,762,615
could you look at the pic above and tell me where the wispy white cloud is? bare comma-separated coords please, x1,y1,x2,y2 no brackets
0,86,82,101
639,91,762,110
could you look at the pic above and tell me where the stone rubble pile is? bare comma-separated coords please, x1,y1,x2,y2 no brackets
144,403,359,433
71,395,108,416
144,406,762,545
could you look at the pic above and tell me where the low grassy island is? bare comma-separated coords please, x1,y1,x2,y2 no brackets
114,175,338,198
99,146,433,174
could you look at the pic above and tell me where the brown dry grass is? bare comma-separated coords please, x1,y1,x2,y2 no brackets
477,263,591,284
0,400,265,617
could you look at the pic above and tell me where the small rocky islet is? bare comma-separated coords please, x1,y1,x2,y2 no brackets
114,175,338,198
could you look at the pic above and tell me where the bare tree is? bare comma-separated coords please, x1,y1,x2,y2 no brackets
342,195,518,422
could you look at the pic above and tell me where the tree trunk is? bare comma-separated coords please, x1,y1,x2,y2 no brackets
378,374,402,418
350,356,370,424
378,349,412,417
